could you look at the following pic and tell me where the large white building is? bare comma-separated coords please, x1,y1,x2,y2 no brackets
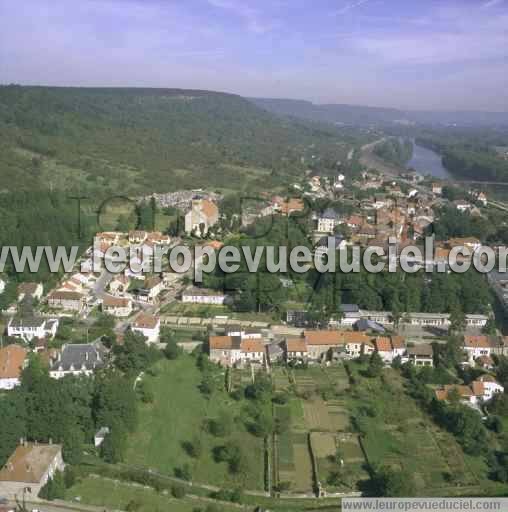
7,317,59,342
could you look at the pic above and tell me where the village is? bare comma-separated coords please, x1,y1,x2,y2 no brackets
1,161,508,508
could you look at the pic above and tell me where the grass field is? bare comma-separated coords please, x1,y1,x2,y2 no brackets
124,355,265,490
66,475,244,512
344,363,483,493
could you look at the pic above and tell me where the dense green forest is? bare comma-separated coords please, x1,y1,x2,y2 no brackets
373,137,413,166
0,85,365,195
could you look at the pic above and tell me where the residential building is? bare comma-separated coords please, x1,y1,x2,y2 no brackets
47,290,86,313
132,314,160,343
404,312,488,329
431,183,443,195
336,304,361,327
138,276,164,303
473,374,504,401
209,334,267,366
0,442,65,500
266,342,284,363
317,208,339,233
403,344,434,366
240,339,265,363
280,198,305,215
109,274,130,295
94,231,122,246
285,337,308,361
184,199,219,235
464,335,494,362
375,337,395,363
102,295,133,317
17,282,43,302
7,317,59,342
129,230,148,244
390,336,406,359
209,335,242,366
435,375,504,405
49,342,107,379
0,345,28,390
304,330,344,360
182,286,227,305
435,385,476,405
343,332,373,359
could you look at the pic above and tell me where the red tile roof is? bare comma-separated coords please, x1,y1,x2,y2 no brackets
0,345,27,380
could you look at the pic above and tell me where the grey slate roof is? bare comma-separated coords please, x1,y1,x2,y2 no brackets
9,317,46,328
50,343,106,372
321,208,338,220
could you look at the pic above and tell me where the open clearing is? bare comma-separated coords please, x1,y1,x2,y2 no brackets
125,355,265,490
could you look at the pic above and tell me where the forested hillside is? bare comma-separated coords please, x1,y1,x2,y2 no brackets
0,85,359,195
0,85,367,285
251,97,508,127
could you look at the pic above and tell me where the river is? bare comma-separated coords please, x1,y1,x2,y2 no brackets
407,141,451,179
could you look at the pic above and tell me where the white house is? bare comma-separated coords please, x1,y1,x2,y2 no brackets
464,335,493,362
317,208,339,233
7,317,59,342
102,295,133,317
132,314,160,344
0,345,28,390
402,344,434,367
209,335,265,366
473,375,504,401
209,336,243,366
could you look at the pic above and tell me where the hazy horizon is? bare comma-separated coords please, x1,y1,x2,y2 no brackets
1,0,507,111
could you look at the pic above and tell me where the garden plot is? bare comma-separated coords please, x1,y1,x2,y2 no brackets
303,399,333,431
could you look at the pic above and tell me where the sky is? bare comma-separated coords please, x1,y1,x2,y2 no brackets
1,0,507,111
